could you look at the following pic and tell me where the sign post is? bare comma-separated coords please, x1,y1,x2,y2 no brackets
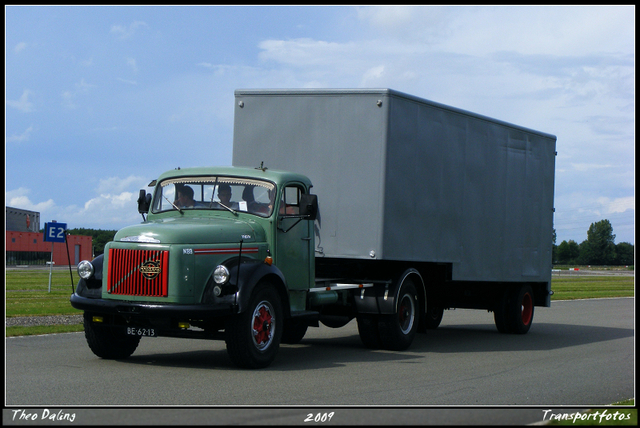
44,221,67,293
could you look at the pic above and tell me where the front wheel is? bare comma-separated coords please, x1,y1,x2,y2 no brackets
83,313,140,359
225,283,283,369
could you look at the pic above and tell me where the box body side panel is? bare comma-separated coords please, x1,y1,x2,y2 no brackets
383,94,556,282
232,89,556,283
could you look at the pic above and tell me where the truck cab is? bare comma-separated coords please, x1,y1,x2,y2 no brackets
71,166,318,369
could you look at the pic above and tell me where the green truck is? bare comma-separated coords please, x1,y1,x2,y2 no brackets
70,89,557,369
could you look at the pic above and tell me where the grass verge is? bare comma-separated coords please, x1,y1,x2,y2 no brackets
550,276,635,300
6,324,84,337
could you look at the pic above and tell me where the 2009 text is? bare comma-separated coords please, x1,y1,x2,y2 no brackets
304,412,335,423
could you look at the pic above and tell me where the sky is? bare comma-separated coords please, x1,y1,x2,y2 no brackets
5,5,635,245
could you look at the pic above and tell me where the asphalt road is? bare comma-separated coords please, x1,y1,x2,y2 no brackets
4,297,634,425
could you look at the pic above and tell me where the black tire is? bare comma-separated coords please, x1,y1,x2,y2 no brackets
281,320,308,344
83,313,140,359
424,304,444,330
378,279,419,351
494,292,510,333
510,285,534,334
494,285,535,334
356,314,381,349
225,283,283,369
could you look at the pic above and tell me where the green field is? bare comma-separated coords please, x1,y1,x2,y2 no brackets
5,268,635,336
551,275,635,300
6,269,81,317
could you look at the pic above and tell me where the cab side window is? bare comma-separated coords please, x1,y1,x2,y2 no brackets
280,185,303,215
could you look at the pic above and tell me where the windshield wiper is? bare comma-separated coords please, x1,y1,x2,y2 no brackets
218,202,238,215
164,195,183,213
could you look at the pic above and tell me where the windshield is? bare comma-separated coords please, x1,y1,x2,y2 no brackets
152,176,276,217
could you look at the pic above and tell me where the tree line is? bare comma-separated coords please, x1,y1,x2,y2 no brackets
553,219,634,266
66,228,117,257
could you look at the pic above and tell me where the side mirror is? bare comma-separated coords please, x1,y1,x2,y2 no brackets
299,194,318,220
137,189,151,214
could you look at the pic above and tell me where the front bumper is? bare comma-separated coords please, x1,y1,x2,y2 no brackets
70,293,238,319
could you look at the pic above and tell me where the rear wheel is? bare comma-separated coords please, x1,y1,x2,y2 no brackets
378,278,419,351
225,283,283,369
494,285,534,334
83,313,140,359
424,304,444,330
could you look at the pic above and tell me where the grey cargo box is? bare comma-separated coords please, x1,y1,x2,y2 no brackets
232,89,556,284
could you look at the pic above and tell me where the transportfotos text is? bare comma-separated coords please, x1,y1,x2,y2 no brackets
542,409,632,423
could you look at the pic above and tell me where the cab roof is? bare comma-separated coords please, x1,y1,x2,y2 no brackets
151,165,313,189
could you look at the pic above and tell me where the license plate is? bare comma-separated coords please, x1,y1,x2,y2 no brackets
126,326,157,337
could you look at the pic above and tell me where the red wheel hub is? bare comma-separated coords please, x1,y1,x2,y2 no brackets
521,292,533,326
253,305,273,346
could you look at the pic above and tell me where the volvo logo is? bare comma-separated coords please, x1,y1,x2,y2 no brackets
139,260,161,280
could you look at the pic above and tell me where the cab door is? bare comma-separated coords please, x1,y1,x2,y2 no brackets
275,184,314,291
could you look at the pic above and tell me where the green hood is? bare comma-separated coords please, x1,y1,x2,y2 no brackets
114,216,265,245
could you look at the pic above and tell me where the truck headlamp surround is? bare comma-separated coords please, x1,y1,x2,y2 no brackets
77,260,95,280
213,265,230,285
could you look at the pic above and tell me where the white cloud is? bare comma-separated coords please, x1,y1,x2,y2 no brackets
84,192,135,213
6,176,150,230
14,41,27,53
6,188,55,213
61,79,96,109
258,38,358,67
453,7,626,56
61,91,77,109
110,21,148,39
73,189,145,229
355,6,633,60
116,78,138,85
7,125,35,143
553,190,634,244
83,176,151,227
127,57,139,73
570,163,614,172
96,176,147,194
357,5,456,44
7,89,35,112
360,65,386,86
598,196,635,215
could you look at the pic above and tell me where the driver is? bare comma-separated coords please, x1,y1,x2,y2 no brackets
176,185,196,208
217,184,239,210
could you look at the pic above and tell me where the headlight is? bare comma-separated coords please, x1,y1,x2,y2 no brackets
77,260,95,280
213,265,230,284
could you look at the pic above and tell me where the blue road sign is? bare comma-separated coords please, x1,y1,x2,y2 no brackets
44,222,67,243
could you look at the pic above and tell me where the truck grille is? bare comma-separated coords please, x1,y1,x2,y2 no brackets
107,248,169,297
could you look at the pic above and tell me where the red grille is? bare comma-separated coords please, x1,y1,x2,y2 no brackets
107,248,169,297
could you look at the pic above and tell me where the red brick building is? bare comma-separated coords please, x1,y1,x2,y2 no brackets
6,231,93,266
6,207,93,266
